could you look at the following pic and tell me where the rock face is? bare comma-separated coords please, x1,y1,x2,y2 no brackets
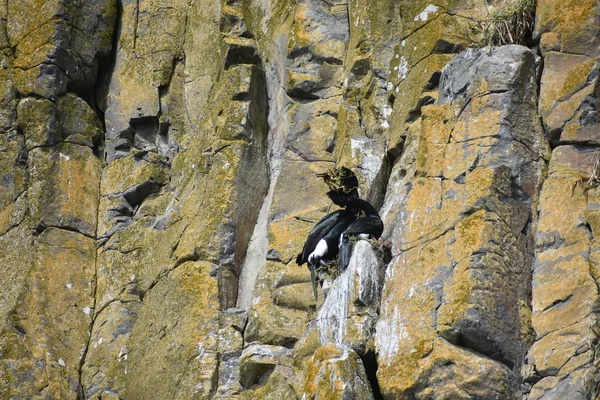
522,1,600,399
376,44,548,399
1,0,600,399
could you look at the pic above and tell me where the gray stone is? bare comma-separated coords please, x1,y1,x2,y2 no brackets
219,309,247,357
238,344,293,388
17,97,60,150
439,45,541,106
303,344,375,400
316,240,383,354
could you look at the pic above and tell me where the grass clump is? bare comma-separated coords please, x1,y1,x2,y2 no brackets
456,0,536,48
319,167,359,195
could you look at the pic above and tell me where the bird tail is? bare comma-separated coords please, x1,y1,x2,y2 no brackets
308,260,319,302
339,235,353,270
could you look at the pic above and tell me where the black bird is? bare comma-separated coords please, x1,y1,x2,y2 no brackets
296,205,359,300
338,198,384,270
296,167,360,301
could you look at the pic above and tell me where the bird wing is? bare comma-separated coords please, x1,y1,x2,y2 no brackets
338,217,383,270
343,216,384,239
296,210,346,265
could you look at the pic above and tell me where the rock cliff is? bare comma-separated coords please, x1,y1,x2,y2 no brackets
0,0,599,399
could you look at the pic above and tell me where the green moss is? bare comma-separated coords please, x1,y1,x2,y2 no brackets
560,58,597,101
240,367,298,400
456,211,484,248
415,141,429,173
0,331,15,399
241,0,295,60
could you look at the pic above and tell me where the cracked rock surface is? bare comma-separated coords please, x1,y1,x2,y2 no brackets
1,0,600,399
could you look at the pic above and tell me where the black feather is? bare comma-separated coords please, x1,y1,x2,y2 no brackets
297,207,359,301
339,234,353,271
296,210,350,266
338,199,384,270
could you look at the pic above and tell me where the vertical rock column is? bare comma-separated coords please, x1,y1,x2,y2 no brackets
375,46,549,398
245,0,350,346
84,0,207,396
0,0,113,397
525,147,600,399
334,0,400,202
85,0,271,397
524,0,600,398
239,2,384,397
6,96,102,398
292,241,383,399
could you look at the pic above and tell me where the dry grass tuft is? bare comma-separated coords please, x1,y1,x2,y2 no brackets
455,0,535,48
571,152,600,196
320,167,358,194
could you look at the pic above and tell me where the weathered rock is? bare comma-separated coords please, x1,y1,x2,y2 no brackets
381,0,514,150
538,52,599,143
215,356,244,399
28,143,101,237
239,344,293,388
286,0,348,100
535,0,600,58
245,260,313,347
524,146,600,399
0,226,31,328
17,97,60,149
86,4,273,398
17,91,100,156
4,0,600,398
235,38,291,311
235,364,298,400
103,0,187,149
57,93,103,147
0,132,27,236
314,240,383,355
375,46,548,398
522,0,600,397
302,344,375,400
0,228,95,399
97,151,170,238
347,134,389,206
215,309,248,398
126,261,220,400
535,0,600,145
220,308,248,357
286,98,338,163
80,300,140,398
9,0,115,98
0,8,112,398
83,261,220,399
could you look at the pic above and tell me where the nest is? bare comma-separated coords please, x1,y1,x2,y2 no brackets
320,167,358,194
315,258,341,280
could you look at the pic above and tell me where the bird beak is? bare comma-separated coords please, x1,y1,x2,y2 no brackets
316,173,325,178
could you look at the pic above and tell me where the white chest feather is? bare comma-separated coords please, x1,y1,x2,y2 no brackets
308,239,328,262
